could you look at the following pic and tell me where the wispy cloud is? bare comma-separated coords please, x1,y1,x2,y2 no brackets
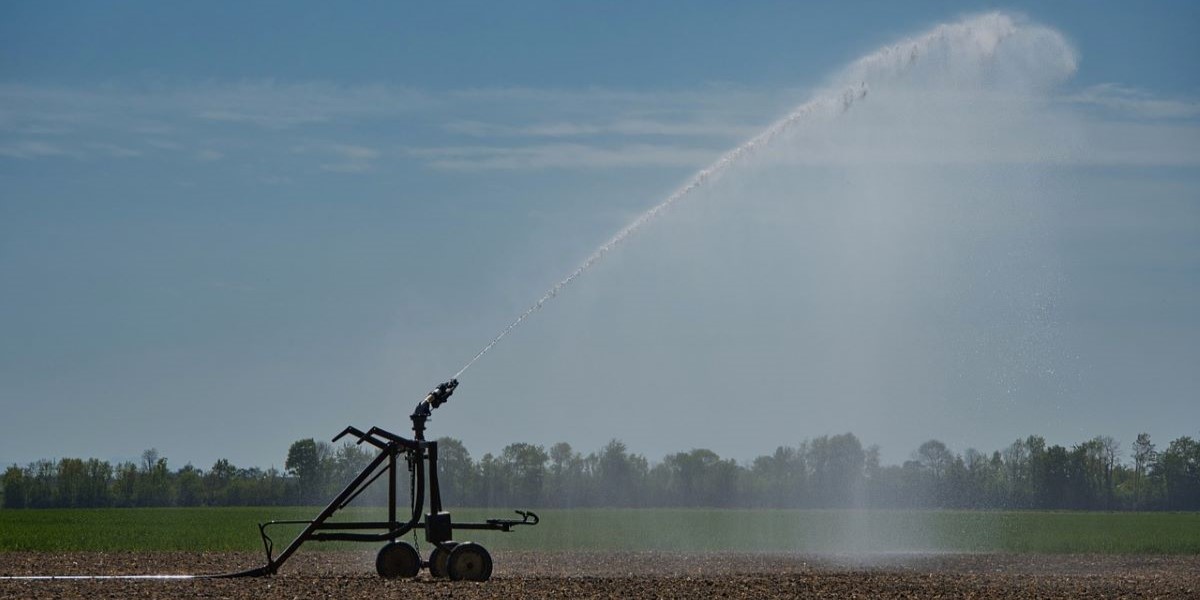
320,162,373,173
172,81,428,128
0,81,775,174
0,81,429,167
1,80,1196,173
0,140,69,159
405,143,718,170
444,118,757,139
449,84,764,105
0,140,140,159
293,142,381,173
257,174,293,185
86,142,141,158
1065,84,1200,119
445,120,603,137
0,81,429,130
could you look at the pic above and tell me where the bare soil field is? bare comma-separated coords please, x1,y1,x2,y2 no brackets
1,551,1197,599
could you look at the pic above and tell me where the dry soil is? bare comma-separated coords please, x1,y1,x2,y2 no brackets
1,550,1197,599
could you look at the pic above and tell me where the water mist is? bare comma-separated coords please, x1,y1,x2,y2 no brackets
456,13,1082,555
452,12,1076,382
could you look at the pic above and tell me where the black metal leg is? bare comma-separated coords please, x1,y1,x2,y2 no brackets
429,442,443,515
388,450,397,539
262,447,393,574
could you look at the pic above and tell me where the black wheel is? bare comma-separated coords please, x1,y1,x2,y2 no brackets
428,542,458,579
446,542,492,582
376,541,421,579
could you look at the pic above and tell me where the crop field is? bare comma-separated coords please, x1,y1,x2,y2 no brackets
2,509,1198,598
1,507,1198,554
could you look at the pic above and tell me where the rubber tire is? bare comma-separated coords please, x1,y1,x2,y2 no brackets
376,541,421,579
428,542,458,579
446,542,493,582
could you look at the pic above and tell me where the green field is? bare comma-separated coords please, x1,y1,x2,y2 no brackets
1,508,1197,554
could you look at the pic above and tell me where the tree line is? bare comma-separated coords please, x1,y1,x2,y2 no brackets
3,432,1198,511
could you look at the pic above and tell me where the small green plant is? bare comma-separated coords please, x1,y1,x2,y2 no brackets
1,508,1197,554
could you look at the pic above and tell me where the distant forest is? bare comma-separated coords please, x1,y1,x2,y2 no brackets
3,432,1198,511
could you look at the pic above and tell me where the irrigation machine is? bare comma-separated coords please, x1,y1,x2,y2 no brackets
223,379,538,581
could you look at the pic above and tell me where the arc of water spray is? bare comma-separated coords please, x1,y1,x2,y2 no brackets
450,86,865,380
452,14,1021,380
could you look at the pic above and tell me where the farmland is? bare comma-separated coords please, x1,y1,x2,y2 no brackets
4,508,1198,598
1,507,1197,554
2,550,1198,599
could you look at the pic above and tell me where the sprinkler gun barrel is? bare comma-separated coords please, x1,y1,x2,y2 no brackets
410,379,457,440
425,378,458,408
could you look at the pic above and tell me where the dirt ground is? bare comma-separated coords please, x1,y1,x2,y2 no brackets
1,551,1197,599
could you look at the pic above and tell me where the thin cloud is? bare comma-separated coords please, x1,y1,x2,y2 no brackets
444,118,757,139
294,142,381,173
1065,84,1200,119
0,140,68,159
11,123,74,136
257,174,293,185
85,142,141,158
176,82,430,128
0,81,431,132
0,140,141,159
327,144,379,160
445,120,603,138
1,80,1195,172
609,118,758,137
146,139,184,150
446,84,788,109
406,143,718,170
319,162,373,173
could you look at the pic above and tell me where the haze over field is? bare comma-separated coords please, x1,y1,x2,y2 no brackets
1,3,1197,470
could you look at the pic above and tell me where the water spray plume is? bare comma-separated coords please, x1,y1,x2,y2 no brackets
452,13,1057,381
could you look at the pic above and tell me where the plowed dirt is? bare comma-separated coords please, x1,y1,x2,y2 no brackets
2,551,1196,599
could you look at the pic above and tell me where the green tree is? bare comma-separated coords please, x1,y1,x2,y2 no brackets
2,466,26,508
596,440,648,507
205,459,237,505
1131,433,1157,509
57,458,86,507
660,449,739,507
83,459,113,507
285,439,332,505
1002,438,1033,507
1038,445,1070,509
749,446,807,508
809,433,866,507
477,453,505,506
1095,436,1121,509
435,437,478,507
111,461,139,507
547,442,588,507
914,439,956,506
500,443,549,506
1156,436,1200,510
176,464,203,506
135,449,172,507
916,440,954,480
330,442,376,503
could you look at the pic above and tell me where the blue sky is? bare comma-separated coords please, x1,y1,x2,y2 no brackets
2,2,1197,470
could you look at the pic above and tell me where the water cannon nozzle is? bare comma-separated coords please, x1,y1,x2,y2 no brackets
425,378,458,409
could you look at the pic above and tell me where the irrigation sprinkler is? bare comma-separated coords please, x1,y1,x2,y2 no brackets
219,378,538,581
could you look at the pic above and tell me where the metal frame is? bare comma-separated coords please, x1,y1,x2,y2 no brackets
219,380,537,578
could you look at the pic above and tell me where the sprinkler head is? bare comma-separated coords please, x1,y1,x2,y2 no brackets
426,378,458,408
